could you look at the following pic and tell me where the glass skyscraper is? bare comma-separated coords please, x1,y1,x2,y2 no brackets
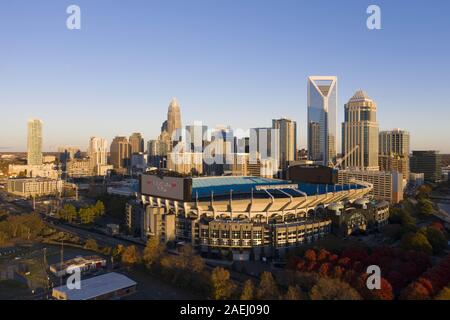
307,76,337,167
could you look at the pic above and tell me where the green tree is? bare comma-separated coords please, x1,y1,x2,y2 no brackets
310,278,362,300
94,201,105,216
240,279,255,300
424,227,447,254
61,204,77,223
84,238,99,252
389,207,416,226
121,245,142,266
210,267,236,300
418,198,434,216
143,237,165,269
256,272,280,300
400,232,433,255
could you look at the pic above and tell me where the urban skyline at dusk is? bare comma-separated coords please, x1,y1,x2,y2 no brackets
1,0,450,306
1,0,450,153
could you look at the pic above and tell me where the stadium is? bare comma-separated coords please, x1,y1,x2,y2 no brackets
139,174,376,259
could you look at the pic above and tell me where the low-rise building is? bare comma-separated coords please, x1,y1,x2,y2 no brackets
49,255,106,278
52,272,136,300
7,177,64,198
327,199,389,237
8,164,60,179
66,158,93,177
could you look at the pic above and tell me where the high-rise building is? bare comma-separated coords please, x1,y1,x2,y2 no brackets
379,129,410,181
337,169,403,204
307,76,337,166
250,128,275,161
342,90,379,170
272,118,297,170
379,129,410,156
129,133,144,154
27,119,43,165
110,137,131,174
88,137,108,175
166,98,182,138
185,123,208,152
410,151,442,182
147,139,168,168
379,154,409,181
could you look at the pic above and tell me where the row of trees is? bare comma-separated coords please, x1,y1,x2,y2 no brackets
57,201,105,225
400,254,450,299
0,213,46,244
288,247,435,298
386,206,448,255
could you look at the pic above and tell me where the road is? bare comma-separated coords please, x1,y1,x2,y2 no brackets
45,221,142,248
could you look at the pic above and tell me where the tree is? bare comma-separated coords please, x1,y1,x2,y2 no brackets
389,207,416,226
143,237,165,269
240,279,255,300
310,278,362,300
304,249,317,262
284,285,304,300
121,245,142,266
435,287,450,300
84,238,99,251
417,198,434,216
210,267,236,300
400,281,431,300
400,232,433,255
424,227,447,254
94,201,105,216
256,272,280,300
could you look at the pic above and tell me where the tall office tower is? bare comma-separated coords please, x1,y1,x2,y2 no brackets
307,76,337,166
410,150,442,182
129,132,144,154
379,129,410,156
27,119,43,165
342,90,379,171
272,118,297,170
185,123,208,152
88,137,108,173
166,97,182,138
250,128,275,160
110,136,131,174
147,139,168,168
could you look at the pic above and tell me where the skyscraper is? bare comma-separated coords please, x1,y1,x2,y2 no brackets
27,119,43,165
129,133,144,154
166,97,182,138
379,129,410,156
379,129,410,180
88,137,108,174
110,136,131,174
307,76,337,166
342,90,379,170
272,118,297,170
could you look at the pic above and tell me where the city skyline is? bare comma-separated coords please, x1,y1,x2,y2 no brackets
1,1,450,153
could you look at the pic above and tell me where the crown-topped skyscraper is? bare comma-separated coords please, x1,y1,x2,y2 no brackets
166,97,182,137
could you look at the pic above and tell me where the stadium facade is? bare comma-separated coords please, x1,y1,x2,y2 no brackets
139,173,385,259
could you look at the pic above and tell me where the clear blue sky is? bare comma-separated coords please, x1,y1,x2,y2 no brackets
1,0,449,153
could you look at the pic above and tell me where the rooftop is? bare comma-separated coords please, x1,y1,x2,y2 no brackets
191,176,365,200
52,272,136,300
